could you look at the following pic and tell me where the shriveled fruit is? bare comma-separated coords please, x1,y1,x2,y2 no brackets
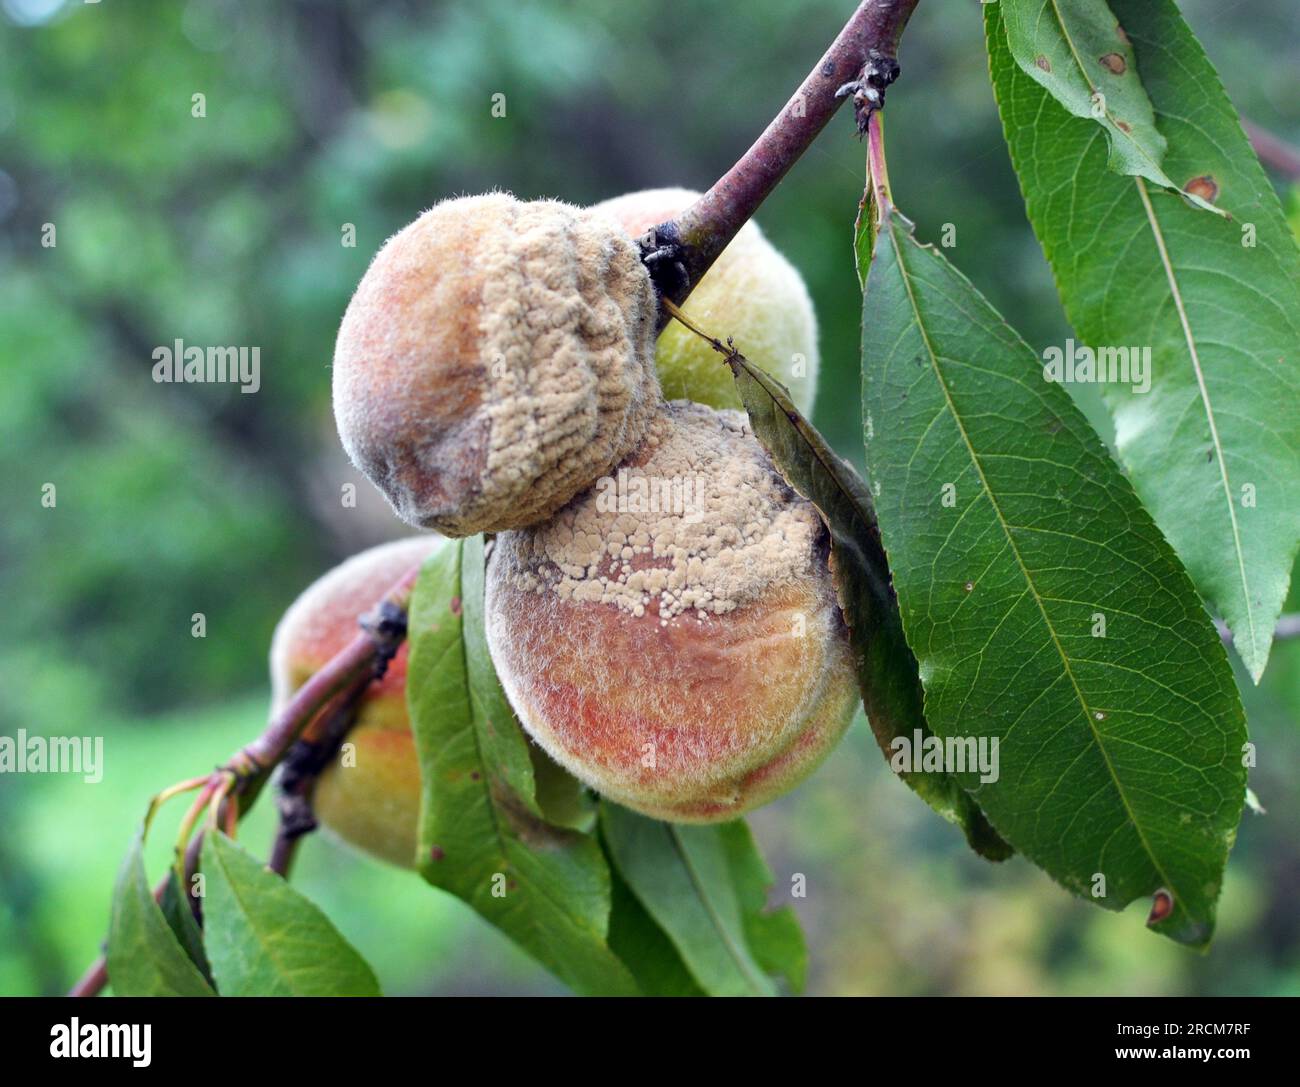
333,193,661,537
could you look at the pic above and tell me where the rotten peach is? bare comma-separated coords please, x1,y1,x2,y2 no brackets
333,193,662,537
485,400,859,822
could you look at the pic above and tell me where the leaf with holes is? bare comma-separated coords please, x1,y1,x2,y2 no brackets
861,184,1247,946
408,536,637,995
988,0,1300,680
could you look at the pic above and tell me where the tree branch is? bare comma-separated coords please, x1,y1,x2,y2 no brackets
67,561,422,997
1244,119,1300,183
642,0,920,314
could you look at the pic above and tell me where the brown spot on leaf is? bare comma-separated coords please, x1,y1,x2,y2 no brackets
470,770,481,781
1116,24,1130,45
1099,52,1126,75
429,845,446,862
1147,888,1174,924
1185,175,1219,203
1035,55,1051,73
490,777,582,850
1116,120,1132,133
449,595,462,616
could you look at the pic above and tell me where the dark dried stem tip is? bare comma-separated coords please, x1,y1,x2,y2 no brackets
268,686,370,878
641,0,919,316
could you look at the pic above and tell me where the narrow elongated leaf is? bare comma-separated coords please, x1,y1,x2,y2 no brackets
529,744,598,833
726,349,1010,860
861,193,1247,946
716,820,806,994
999,0,1218,213
605,854,705,997
201,831,380,996
987,0,1300,680
159,868,212,984
106,828,215,996
409,537,637,996
601,803,774,996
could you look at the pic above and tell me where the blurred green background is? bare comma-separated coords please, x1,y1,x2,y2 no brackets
2,0,1298,997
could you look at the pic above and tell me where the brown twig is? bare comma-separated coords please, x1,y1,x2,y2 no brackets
68,953,111,999
642,0,920,315
67,561,423,997
268,686,370,878
1244,120,1300,182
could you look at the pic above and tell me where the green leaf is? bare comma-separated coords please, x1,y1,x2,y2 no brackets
998,0,1220,214
987,0,1300,681
159,868,212,985
605,851,705,997
601,803,779,996
716,820,807,993
106,827,215,996
727,349,1010,860
854,182,877,292
200,832,380,996
860,190,1247,947
529,743,598,833
409,536,637,996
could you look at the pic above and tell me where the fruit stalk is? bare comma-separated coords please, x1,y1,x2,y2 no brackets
647,0,919,310
267,685,369,878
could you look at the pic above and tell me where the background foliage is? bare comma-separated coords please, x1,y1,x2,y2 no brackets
1,0,1298,995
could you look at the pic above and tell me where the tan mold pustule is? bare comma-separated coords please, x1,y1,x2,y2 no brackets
486,401,860,823
497,401,824,623
333,193,661,537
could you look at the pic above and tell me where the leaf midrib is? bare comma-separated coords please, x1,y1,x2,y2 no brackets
666,824,768,996
1132,176,1256,663
880,212,1181,911
209,839,305,994
1045,0,1165,178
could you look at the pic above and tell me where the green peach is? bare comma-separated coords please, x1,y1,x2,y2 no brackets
593,187,820,415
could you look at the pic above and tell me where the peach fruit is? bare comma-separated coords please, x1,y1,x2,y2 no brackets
269,535,441,867
593,187,820,415
333,193,661,537
485,400,859,822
